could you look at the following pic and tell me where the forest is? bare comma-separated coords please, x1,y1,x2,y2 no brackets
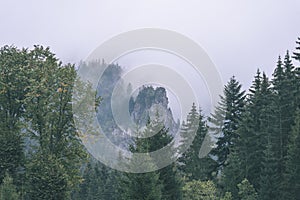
0,36,300,200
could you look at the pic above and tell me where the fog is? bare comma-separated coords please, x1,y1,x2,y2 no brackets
0,0,299,90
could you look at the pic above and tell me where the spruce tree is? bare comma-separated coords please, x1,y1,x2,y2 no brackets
178,103,200,155
259,129,280,200
147,113,182,200
210,76,245,174
271,52,297,196
257,74,281,200
120,124,162,200
178,105,215,181
73,161,106,200
237,72,273,191
292,37,300,109
221,141,246,199
233,72,280,199
281,109,300,200
292,37,300,62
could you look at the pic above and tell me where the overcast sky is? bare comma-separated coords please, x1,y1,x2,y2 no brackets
0,0,299,90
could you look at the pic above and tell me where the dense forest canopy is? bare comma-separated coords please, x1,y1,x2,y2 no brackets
0,36,300,199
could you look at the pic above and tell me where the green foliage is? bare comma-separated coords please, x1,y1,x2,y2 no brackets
179,104,215,181
0,46,27,187
258,81,280,200
292,37,300,61
0,124,23,185
234,72,275,194
221,148,243,198
270,51,298,197
182,180,216,200
0,173,19,200
281,109,300,199
120,123,163,200
1,36,300,200
210,76,246,174
26,153,69,199
237,179,258,200
21,46,88,198
220,192,232,200
121,171,162,200
147,112,182,200
72,160,120,200
0,45,89,199
179,103,199,155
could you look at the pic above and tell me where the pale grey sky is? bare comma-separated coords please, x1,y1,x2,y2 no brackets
0,0,299,90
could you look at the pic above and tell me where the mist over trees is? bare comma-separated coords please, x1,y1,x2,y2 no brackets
0,37,300,199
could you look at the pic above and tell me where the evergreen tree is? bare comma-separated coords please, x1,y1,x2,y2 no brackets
220,192,233,200
258,73,281,200
178,103,200,156
73,161,106,199
221,72,272,197
292,37,300,110
0,173,19,200
237,72,274,191
237,179,258,200
210,76,246,174
259,128,280,200
120,126,162,200
281,109,300,200
146,112,182,200
121,171,162,200
221,147,243,198
72,159,121,200
292,37,300,62
102,168,121,200
178,105,215,181
271,52,297,196
182,180,216,200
